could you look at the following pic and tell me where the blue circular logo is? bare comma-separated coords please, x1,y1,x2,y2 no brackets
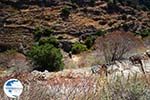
3,79,23,98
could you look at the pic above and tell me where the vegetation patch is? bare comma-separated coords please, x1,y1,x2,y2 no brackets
71,42,87,54
136,29,150,38
33,27,53,41
84,36,95,49
61,6,70,19
39,36,59,47
95,29,106,36
28,44,64,72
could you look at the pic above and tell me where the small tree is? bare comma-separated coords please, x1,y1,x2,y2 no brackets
61,7,70,19
28,44,64,72
84,36,95,49
95,31,141,64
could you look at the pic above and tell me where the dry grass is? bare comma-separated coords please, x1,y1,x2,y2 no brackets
0,72,150,100
64,51,105,69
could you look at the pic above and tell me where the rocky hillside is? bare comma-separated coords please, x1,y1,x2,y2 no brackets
0,0,150,51
0,1,150,99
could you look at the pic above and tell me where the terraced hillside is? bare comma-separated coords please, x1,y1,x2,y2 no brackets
0,0,150,51
0,0,150,99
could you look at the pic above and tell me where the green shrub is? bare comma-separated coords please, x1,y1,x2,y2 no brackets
61,7,70,18
136,29,150,38
39,36,59,47
95,29,106,36
28,44,64,72
141,29,150,37
42,28,53,36
33,27,43,41
33,27,53,41
71,42,87,54
84,36,95,49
